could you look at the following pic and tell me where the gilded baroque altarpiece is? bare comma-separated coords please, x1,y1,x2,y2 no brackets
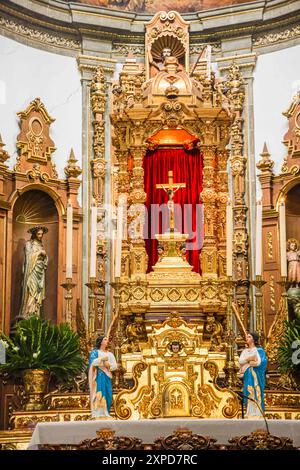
1,9,300,450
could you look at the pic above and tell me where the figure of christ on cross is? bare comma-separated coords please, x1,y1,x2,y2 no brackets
156,170,186,233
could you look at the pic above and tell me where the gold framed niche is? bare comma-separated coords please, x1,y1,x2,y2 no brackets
162,381,191,417
0,98,83,333
11,189,59,324
143,126,201,274
286,182,300,243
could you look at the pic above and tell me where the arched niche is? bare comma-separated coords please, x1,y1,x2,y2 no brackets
143,127,203,273
11,189,59,324
286,183,300,242
162,381,191,417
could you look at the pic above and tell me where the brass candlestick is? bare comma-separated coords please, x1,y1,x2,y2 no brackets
86,277,104,337
61,278,76,325
223,276,239,388
276,275,290,322
251,275,267,345
265,276,290,369
110,277,125,392
111,277,121,362
277,276,290,291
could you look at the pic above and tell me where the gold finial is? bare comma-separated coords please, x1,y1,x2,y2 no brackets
0,133,9,164
64,148,82,179
256,141,274,174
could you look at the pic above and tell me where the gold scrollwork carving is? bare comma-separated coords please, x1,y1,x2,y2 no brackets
269,275,276,313
0,15,80,49
253,25,300,47
153,428,217,450
267,232,273,259
222,396,239,419
115,362,148,420
203,361,220,383
228,430,295,450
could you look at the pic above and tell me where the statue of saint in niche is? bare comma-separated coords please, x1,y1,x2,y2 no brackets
18,226,48,319
287,238,300,285
149,47,184,77
150,47,172,73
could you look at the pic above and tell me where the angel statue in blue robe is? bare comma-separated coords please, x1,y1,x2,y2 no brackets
88,335,117,418
239,331,268,418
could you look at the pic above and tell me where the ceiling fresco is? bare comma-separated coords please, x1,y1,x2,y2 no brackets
73,0,254,14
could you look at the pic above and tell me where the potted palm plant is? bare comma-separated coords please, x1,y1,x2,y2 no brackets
278,318,300,387
0,316,86,411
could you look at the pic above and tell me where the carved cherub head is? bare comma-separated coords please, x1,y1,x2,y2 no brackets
169,340,182,354
180,243,186,256
157,244,165,257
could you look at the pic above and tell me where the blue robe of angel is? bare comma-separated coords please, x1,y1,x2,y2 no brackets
243,347,268,416
88,348,113,418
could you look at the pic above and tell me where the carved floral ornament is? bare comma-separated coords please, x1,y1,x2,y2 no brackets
283,91,300,158
0,15,80,50
146,11,188,46
15,98,57,174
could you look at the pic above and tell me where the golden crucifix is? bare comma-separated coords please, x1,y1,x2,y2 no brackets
156,170,186,232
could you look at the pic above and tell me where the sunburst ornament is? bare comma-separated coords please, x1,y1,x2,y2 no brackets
151,35,185,61
14,191,58,225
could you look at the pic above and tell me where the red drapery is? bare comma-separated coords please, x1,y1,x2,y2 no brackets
143,148,203,273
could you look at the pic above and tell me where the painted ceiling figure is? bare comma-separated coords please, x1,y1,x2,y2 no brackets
75,0,253,13
110,0,145,9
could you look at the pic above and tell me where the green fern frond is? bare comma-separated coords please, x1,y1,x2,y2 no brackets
278,319,300,373
0,316,86,382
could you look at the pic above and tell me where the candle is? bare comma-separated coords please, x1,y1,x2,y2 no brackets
90,198,97,278
66,199,73,279
279,198,287,277
206,45,212,81
115,195,124,278
255,200,262,276
111,229,117,281
226,198,233,277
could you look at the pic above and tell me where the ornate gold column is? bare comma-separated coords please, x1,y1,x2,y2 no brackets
216,148,230,278
115,148,131,282
89,67,107,334
0,135,9,195
227,62,249,330
90,67,106,205
129,146,148,281
200,137,218,278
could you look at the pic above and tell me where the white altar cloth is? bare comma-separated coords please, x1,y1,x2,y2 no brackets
27,418,300,449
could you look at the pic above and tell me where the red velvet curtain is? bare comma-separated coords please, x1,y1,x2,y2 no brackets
143,148,203,273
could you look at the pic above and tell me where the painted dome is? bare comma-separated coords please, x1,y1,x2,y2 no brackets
72,0,257,14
